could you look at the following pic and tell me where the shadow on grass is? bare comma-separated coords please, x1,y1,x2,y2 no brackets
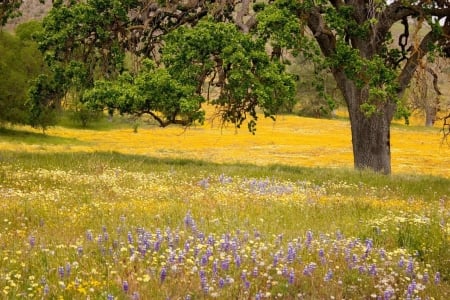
1,149,448,200
0,127,85,145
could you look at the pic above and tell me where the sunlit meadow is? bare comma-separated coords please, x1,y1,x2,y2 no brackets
0,112,449,299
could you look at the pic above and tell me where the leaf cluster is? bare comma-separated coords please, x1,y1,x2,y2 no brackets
163,19,296,132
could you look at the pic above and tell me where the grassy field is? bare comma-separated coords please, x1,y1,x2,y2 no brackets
0,113,449,299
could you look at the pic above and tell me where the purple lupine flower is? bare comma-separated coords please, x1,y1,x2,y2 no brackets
198,177,209,189
369,264,377,276
201,254,208,266
255,291,262,300
207,234,215,246
366,238,373,250
336,230,343,240
287,243,296,263
107,294,114,300
303,262,317,276
434,272,441,285
194,246,200,257
422,271,429,284
219,174,232,184
218,277,225,288
199,270,208,294
77,245,83,256
273,253,279,267
251,249,257,263
58,266,65,278
29,235,36,247
221,258,230,271
212,259,218,275
235,255,241,268
132,292,140,300
306,230,313,248
288,269,295,284
86,230,93,241
97,234,103,244
358,265,366,274
240,270,247,281
406,280,416,298
282,265,288,277
406,258,414,276
252,267,258,277
319,248,326,264
398,256,405,268
184,211,194,228
324,269,333,282
127,231,133,244
43,284,50,295
244,280,250,289
383,289,393,300
65,263,71,276
154,240,161,251
122,280,129,293
160,267,167,283
379,248,386,259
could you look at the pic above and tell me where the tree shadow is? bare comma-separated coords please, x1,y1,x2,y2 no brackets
0,127,84,145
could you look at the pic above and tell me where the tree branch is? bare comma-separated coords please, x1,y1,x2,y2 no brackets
396,30,439,96
307,7,336,57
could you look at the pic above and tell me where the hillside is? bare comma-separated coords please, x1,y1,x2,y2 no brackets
3,0,52,31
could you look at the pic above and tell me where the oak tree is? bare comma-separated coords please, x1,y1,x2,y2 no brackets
36,0,450,174
260,0,450,174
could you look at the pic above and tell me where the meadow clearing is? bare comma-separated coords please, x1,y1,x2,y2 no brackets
0,112,449,299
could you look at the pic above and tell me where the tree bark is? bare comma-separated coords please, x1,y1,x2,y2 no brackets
349,103,394,174
333,70,395,174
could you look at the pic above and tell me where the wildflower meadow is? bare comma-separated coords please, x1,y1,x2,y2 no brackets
0,113,449,299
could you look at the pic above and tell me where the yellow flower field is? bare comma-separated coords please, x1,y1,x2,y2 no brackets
1,111,448,177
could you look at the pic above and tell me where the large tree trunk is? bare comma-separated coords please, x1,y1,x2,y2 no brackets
348,104,393,175
336,73,395,174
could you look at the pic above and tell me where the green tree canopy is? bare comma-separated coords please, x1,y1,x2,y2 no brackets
0,21,45,126
34,0,450,173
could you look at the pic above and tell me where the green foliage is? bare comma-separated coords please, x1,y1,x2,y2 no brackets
83,59,205,127
27,74,62,132
163,19,296,132
83,19,295,131
0,0,22,26
0,23,45,126
255,1,303,54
